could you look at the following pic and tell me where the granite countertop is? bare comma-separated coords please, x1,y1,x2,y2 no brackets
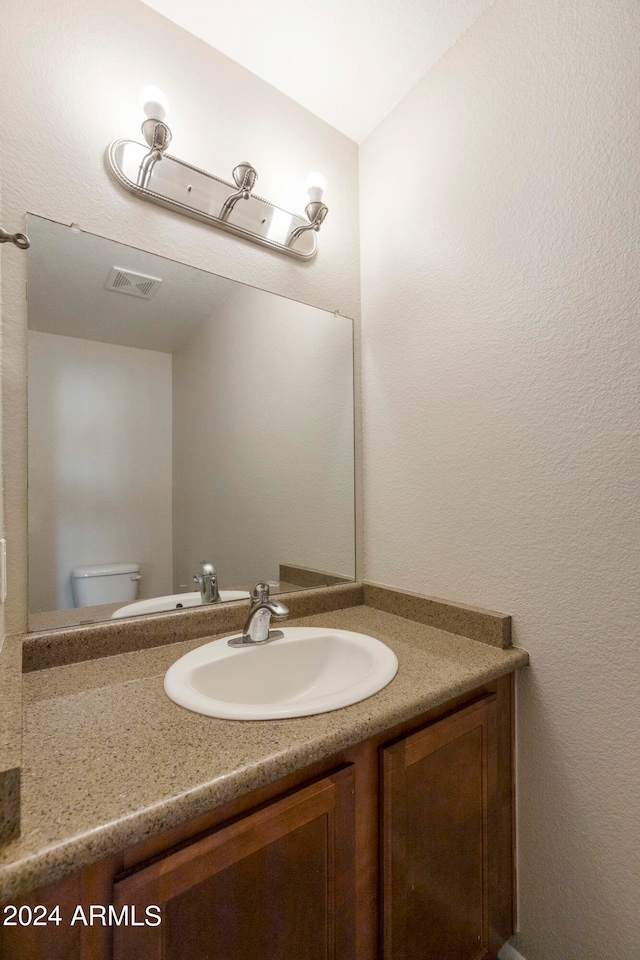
0,634,21,845
0,602,528,901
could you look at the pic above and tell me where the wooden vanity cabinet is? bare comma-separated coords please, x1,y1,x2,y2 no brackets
112,765,356,960
382,695,499,960
0,676,514,960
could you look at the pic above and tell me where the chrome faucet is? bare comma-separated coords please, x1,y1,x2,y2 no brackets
228,582,289,647
193,561,220,604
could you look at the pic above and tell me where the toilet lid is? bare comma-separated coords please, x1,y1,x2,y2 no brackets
71,563,140,578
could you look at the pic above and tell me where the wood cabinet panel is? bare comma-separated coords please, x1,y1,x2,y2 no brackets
112,765,355,960
382,696,498,960
165,816,329,960
0,872,83,960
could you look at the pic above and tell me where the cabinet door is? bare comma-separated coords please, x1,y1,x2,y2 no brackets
112,765,355,960
381,696,497,960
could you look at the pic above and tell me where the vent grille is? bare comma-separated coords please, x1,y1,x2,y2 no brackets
105,267,162,299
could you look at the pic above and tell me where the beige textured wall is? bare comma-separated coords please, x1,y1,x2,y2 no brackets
0,0,361,634
360,0,640,957
172,285,355,591
28,332,173,611
0,169,4,648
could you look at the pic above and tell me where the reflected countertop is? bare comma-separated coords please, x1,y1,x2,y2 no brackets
27,582,320,633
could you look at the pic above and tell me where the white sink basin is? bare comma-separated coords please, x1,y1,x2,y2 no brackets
164,627,398,720
111,590,250,619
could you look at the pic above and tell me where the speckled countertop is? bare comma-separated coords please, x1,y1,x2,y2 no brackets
0,600,528,901
0,634,21,844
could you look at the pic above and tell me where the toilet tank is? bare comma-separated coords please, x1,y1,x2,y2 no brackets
71,563,140,607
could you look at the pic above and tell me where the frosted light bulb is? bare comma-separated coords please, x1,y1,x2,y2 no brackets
305,172,327,203
140,86,169,121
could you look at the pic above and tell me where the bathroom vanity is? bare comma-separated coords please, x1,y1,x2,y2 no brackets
0,584,528,960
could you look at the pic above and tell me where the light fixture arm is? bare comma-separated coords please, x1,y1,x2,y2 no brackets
219,163,258,221
137,119,173,189
287,200,329,245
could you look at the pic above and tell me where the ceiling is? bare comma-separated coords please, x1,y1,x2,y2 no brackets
27,215,236,353
139,0,493,143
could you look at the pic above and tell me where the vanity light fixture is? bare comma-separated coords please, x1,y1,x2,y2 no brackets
107,87,328,260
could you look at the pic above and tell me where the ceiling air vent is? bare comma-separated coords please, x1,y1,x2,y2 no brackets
105,267,162,299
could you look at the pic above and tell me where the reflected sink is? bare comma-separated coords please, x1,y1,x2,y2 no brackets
164,627,398,720
111,590,251,619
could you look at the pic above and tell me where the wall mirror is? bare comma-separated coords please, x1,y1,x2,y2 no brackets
27,214,355,632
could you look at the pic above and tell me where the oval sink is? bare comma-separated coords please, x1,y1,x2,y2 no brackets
164,627,398,720
111,590,251,619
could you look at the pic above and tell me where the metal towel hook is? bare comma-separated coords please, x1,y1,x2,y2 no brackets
0,227,30,250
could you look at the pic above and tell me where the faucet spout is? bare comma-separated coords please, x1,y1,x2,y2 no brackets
193,561,220,603
229,582,289,646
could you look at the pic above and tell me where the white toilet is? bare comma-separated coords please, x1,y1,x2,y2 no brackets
70,562,141,608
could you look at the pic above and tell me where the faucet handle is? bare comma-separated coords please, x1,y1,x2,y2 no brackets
251,580,279,602
198,561,216,577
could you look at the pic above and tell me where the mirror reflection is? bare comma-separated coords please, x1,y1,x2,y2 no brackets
27,215,355,631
